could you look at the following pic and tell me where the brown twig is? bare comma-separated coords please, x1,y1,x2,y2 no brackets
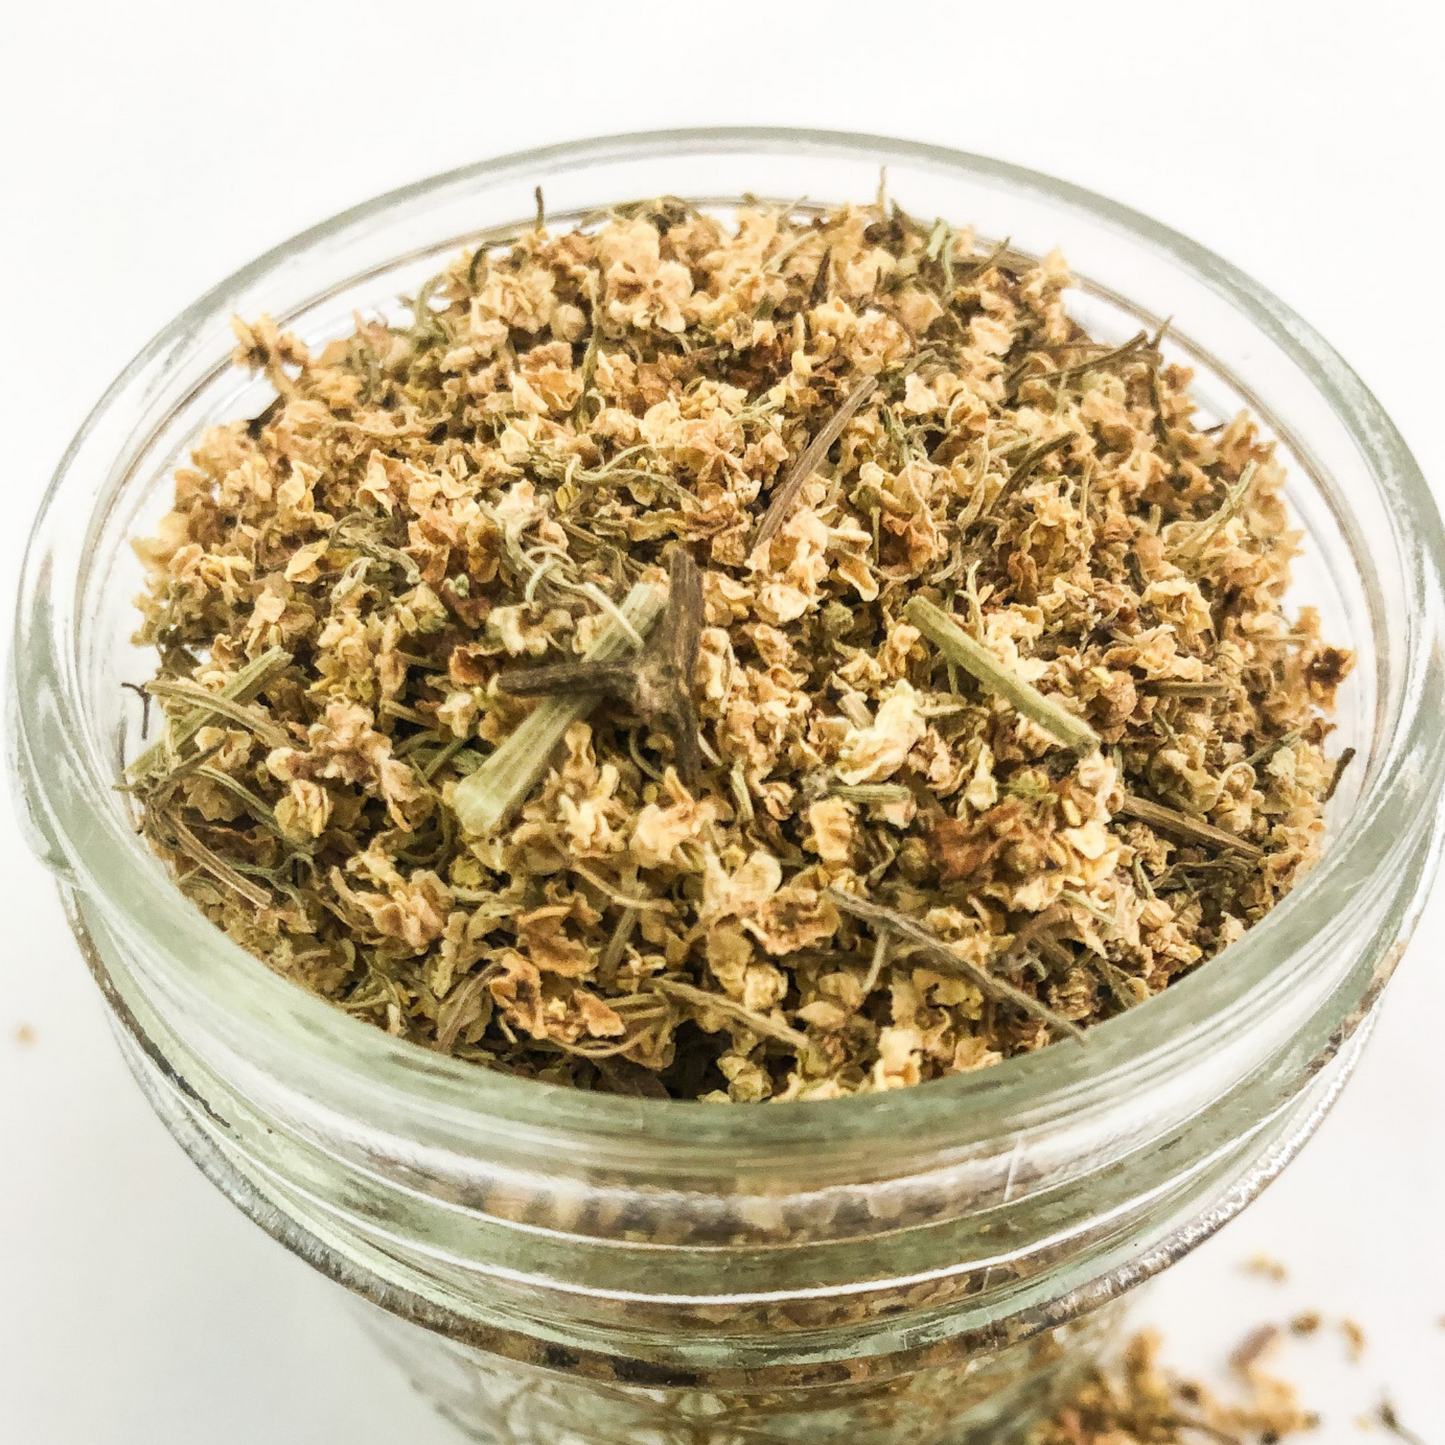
1118,795,1264,860
1146,680,1233,699
499,545,705,784
452,580,666,835
1323,746,1357,803
749,374,878,554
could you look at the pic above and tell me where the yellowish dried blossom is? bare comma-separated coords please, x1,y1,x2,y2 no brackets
129,196,1351,1099
835,683,928,784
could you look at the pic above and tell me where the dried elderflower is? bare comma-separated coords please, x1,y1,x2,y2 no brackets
127,192,1353,1099
1030,1328,1319,1445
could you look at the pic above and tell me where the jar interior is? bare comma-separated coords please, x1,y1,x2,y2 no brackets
85,195,1377,863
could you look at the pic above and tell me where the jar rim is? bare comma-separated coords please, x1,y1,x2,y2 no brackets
13,126,1445,1155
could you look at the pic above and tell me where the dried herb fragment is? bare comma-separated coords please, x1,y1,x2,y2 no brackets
126,646,292,781
829,888,1085,1042
497,546,704,784
1031,1327,1318,1445
1244,1254,1289,1283
127,196,1354,1098
452,581,667,834
749,374,878,553
904,597,1100,754
1378,1398,1428,1445
1119,795,1264,861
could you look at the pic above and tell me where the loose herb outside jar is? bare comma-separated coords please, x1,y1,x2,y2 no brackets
10,131,1445,1445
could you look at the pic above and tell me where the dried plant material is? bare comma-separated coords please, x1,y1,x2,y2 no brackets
126,196,1352,1098
1120,795,1264,860
749,374,878,553
828,887,1086,1042
1324,746,1357,803
1378,1398,1429,1445
1244,1254,1290,1283
1341,1318,1368,1362
452,580,666,834
1230,1324,1283,1375
13,1024,36,1047
1289,1312,1322,1337
497,547,704,784
904,596,1100,753
1030,1328,1318,1445
126,646,292,781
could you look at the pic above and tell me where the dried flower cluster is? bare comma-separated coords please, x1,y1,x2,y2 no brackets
129,194,1352,1100
1031,1328,1318,1445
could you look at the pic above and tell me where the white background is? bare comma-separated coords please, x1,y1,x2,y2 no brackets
2,3,1443,1440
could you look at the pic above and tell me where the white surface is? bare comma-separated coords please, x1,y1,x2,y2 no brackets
2,3,1443,1440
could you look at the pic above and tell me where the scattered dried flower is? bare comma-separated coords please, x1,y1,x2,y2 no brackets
1245,1254,1290,1283
1030,1328,1317,1445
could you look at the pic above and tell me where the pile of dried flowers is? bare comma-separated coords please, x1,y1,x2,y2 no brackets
128,194,1352,1100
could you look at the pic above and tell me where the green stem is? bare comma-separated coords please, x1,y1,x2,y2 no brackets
126,647,292,781
904,597,1100,755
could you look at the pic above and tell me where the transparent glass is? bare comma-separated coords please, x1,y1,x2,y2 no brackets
9,129,1445,1444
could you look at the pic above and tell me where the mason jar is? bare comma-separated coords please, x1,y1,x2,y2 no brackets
10,129,1445,1445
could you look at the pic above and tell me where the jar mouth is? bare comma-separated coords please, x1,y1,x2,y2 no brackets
13,126,1445,1153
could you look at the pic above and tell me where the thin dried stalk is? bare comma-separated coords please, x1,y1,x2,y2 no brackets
1323,746,1357,803
598,906,640,983
162,810,272,908
749,374,877,554
728,760,755,825
904,597,1100,754
980,430,1075,519
828,783,913,804
860,931,890,994
1147,680,1233,698
452,582,666,835
1002,903,1066,970
435,972,493,1054
1118,794,1264,860
1014,329,1151,392
193,765,312,854
953,234,1012,284
127,646,292,780
828,888,1086,1042
648,977,811,1051
144,678,291,748
1172,461,1259,562
1244,729,1301,770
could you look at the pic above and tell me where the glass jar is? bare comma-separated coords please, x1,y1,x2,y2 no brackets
9,129,1445,1445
